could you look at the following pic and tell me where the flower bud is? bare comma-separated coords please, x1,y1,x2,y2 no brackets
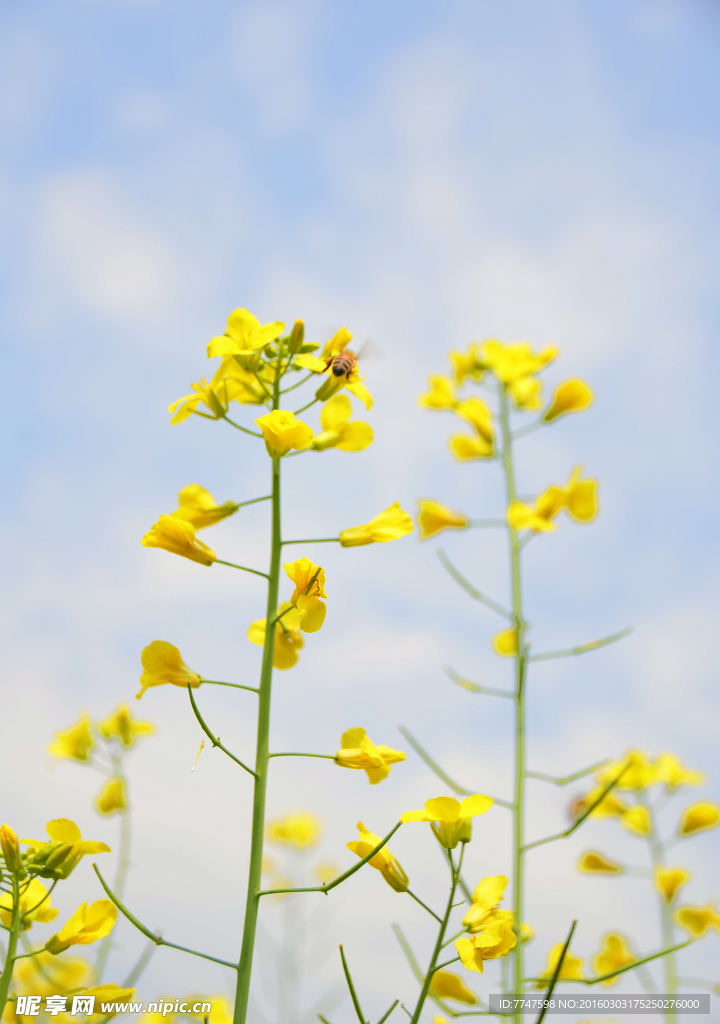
288,319,305,354
0,825,23,874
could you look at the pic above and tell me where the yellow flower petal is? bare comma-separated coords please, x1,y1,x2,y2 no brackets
170,484,239,530
680,802,720,836
95,779,126,816
430,970,477,1003
450,434,494,460
621,806,651,835
137,641,202,699
98,705,154,747
419,375,457,410
536,942,583,987
593,933,634,986
544,379,593,422
675,904,720,937
141,515,216,566
656,753,704,789
255,410,313,457
45,900,117,954
267,811,321,848
655,868,690,904
455,398,494,443
339,502,413,547
493,629,517,657
418,500,469,540
48,716,95,762
347,822,408,891
578,851,623,874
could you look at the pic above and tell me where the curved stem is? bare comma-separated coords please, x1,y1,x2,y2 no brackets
215,559,269,579
642,793,678,1023
281,372,316,394
234,347,285,1024
293,397,320,416
281,538,340,546
0,877,23,1017
187,686,258,778
410,846,463,1024
201,680,259,694
222,416,263,438
268,752,336,760
92,865,237,970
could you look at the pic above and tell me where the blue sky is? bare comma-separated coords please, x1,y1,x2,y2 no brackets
1,1,719,1021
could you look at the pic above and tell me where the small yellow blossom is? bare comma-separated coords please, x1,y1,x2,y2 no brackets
170,485,240,530
77,985,137,1020
96,779,126,816
593,934,635,985
207,308,284,358
168,378,226,425
509,376,543,410
0,878,58,930
462,875,508,933
449,344,484,386
247,603,304,669
450,434,495,460
334,728,406,785
347,822,408,892
456,919,517,974
680,802,720,836
543,380,594,422
418,500,469,540
455,398,494,443
267,811,321,848
98,705,154,747
656,753,704,789
141,515,216,566
208,356,267,405
621,806,651,835
137,641,201,699
597,751,659,791
283,557,327,632
578,851,623,874
419,375,458,410
493,629,518,657
22,820,110,880
655,868,690,904
48,716,94,763
481,340,558,386
45,900,117,954
508,468,597,532
536,942,584,987
255,409,314,457
311,394,373,452
401,794,493,849
429,970,477,1004
339,502,414,547
0,824,23,873
675,903,720,936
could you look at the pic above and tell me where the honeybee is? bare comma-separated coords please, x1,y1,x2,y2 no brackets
325,349,358,378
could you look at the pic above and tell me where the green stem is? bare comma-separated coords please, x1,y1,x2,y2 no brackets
233,348,285,1024
527,627,633,662
280,371,316,394
643,794,678,1023
281,537,340,546
215,559,270,579
0,877,24,1017
499,387,526,1021
410,847,462,1024
187,686,258,778
268,752,336,760
222,416,263,438
94,755,131,983
339,945,367,1024
293,397,319,416
406,889,443,924
201,681,259,694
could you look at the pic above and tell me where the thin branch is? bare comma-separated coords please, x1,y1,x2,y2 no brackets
258,822,403,897
200,680,259,694
235,495,272,509
528,627,633,663
293,397,320,416
525,759,610,786
339,946,367,1024
437,550,514,622
376,1001,399,1024
534,920,577,1020
280,371,316,394
406,890,443,924
281,538,340,546
399,726,514,809
511,419,543,440
268,752,336,760
221,415,263,438
445,666,514,699
187,685,258,778
522,762,629,851
92,865,237,970
430,956,461,974
215,559,269,580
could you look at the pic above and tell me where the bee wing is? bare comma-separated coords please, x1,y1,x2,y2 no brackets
356,336,384,362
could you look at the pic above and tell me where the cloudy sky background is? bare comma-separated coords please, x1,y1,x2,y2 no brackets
1,1,719,1021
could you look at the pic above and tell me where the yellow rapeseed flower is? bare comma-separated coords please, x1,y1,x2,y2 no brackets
450,344,484,385
508,468,598,532
578,851,623,874
311,394,373,452
655,868,689,904
455,398,494,443
170,485,240,530
45,900,117,954
206,308,284,359
339,502,414,546
449,433,495,460
543,380,594,422
456,918,517,974
462,875,508,933
255,410,314,457
267,811,321,848
401,794,493,849
508,375,543,410
597,751,658,791
137,641,201,699
429,970,477,1004
247,603,304,669
98,705,154,747
334,728,406,785
22,820,110,880
168,378,226,425
48,715,94,762
656,753,704,789
620,806,651,835
12,950,90,998
0,878,58,930
0,824,23,873
418,500,469,540
283,557,327,632
493,629,518,657
536,942,584,987
95,779,126,816
141,515,216,566
481,340,558,385
347,822,408,892
680,802,720,836
419,375,458,410
593,934,634,985
208,356,267,405
75,985,137,1021
675,904,720,937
